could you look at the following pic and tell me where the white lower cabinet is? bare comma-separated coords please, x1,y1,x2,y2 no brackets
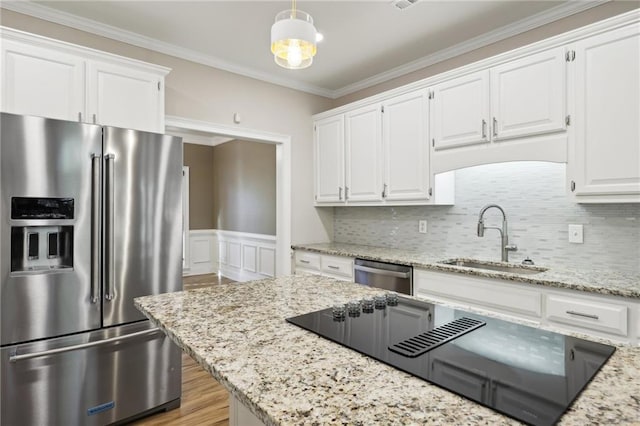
229,394,264,426
546,293,628,337
320,254,354,280
414,268,639,343
414,269,542,321
294,250,354,282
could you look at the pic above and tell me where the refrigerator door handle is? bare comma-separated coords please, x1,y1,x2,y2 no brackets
8,328,162,362
105,153,116,301
90,153,101,304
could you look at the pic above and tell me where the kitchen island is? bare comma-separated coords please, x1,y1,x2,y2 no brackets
135,275,640,425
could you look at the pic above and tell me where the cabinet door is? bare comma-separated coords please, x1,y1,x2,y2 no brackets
571,24,640,197
314,115,345,203
382,90,430,201
431,71,490,150
87,61,163,133
491,47,566,140
345,103,383,202
1,40,85,121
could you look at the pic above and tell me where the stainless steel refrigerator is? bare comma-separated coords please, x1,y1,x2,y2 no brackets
0,112,183,425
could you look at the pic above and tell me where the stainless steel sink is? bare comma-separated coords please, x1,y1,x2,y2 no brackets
439,259,547,275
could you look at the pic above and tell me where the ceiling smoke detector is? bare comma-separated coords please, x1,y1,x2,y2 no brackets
393,0,420,10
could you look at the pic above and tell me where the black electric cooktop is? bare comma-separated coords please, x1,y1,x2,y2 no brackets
286,295,616,426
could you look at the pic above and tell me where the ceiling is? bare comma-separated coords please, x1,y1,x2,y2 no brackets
2,1,605,98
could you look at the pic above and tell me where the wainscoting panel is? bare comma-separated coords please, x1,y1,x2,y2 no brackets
185,230,218,276
258,247,276,277
243,245,257,273
228,242,242,269
186,230,276,282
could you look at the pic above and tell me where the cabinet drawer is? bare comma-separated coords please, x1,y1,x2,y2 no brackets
546,295,628,336
321,255,353,279
294,252,320,271
415,269,542,318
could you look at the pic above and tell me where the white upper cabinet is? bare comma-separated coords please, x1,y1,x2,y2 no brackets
314,115,345,203
314,91,447,206
382,90,430,201
431,70,490,150
87,61,164,133
490,47,566,141
568,23,640,201
0,28,169,133
345,103,383,202
1,39,85,122
430,47,566,154
312,10,639,204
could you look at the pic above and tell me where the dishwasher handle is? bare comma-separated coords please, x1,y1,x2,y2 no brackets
354,264,411,279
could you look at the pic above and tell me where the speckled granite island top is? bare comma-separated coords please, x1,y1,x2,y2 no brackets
292,242,640,299
135,275,640,425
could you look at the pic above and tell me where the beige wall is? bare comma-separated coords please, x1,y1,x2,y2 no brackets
333,1,639,106
183,141,276,234
212,140,276,235
0,9,335,245
183,143,215,230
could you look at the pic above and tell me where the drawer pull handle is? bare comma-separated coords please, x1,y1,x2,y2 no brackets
566,310,599,320
300,260,310,264
327,265,340,270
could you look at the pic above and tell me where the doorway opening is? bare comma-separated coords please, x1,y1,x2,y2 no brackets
166,115,291,279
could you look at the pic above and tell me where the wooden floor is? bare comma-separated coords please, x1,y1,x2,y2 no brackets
131,274,233,426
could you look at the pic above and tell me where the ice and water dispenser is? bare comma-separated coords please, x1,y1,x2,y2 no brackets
10,197,74,272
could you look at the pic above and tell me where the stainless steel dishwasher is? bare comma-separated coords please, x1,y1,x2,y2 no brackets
354,258,413,295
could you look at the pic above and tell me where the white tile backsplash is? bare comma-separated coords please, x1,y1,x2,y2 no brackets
334,162,640,274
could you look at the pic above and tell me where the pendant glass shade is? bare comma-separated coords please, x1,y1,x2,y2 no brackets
271,9,317,69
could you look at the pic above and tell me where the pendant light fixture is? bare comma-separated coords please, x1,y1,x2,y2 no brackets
270,0,317,69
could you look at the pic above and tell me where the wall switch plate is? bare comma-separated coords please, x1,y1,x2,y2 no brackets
568,224,584,243
418,220,427,234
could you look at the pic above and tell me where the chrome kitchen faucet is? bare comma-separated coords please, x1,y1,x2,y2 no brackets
477,204,518,262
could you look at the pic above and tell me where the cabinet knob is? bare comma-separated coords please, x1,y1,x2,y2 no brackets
571,181,576,192
492,117,498,137
482,119,487,139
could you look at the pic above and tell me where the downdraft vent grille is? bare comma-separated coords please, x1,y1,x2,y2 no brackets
389,317,485,357
393,0,419,10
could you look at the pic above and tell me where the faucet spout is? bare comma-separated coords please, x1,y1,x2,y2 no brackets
476,204,517,262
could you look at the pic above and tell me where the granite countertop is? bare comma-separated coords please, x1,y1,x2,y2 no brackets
135,275,640,426
292,242,640,299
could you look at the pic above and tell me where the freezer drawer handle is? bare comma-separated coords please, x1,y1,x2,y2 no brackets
354,265,411,279
9,328,162,363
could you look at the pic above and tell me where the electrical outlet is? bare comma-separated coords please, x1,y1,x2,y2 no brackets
568,224,584,244
418,220,427,234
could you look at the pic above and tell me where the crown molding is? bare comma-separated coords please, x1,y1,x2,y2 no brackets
0,1,335,98
331,0,609,98
313,7,639,120
1,0,610,100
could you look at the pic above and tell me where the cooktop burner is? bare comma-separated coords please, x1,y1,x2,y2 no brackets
286,295,615,426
